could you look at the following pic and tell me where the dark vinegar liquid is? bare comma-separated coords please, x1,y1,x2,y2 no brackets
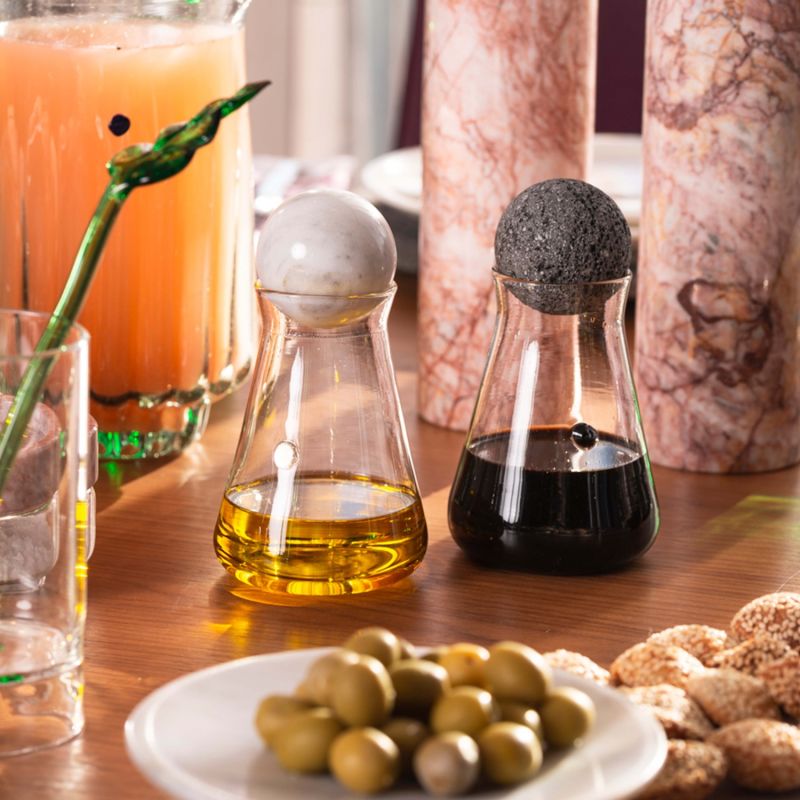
448,427,659,574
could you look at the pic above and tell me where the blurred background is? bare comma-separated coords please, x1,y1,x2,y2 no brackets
244,0,646,161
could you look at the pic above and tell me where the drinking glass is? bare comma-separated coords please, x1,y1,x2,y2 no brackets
0,0,255,459
0,309,90,756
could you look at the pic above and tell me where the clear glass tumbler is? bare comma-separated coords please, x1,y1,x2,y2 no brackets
0,309,90,756
214,286,428,596
0,0,255,459
449,273,659,574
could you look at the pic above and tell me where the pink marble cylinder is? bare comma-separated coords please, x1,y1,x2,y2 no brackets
418,0,597,429
635,0,800,473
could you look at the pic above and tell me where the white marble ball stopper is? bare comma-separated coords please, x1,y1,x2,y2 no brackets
255,189,397,327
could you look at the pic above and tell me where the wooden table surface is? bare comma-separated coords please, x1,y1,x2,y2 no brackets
4,275,799,798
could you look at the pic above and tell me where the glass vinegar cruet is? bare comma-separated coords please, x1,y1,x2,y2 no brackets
214,190,427,596
448,179,660,574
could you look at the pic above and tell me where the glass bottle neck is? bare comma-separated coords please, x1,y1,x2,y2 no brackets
258,285,396,338
494,273,631,327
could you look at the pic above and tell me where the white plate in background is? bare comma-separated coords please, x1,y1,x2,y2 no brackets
360,146,423,216
360,134,642,228
126,647,666,800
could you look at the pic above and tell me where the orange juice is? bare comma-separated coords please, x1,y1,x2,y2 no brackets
0,17,254,457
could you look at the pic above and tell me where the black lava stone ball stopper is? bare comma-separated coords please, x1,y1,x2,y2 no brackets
494,179,632,314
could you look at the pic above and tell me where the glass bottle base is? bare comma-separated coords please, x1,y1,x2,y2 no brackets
221,561,423,597
448,428,659,575
213,474,428,596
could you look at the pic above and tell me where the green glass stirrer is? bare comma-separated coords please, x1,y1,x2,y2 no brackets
0,80,270,497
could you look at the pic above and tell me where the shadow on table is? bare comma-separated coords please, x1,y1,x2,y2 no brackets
205,571,437,654
421,534,662,663
94,454,181,512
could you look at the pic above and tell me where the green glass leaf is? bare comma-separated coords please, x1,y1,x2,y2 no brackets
109,81,268,191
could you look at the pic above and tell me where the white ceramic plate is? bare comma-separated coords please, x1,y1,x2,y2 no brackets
125,647,666,800
360,147,423,216
360,134,642,226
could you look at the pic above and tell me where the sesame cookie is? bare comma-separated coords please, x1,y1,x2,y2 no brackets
708,719,800,792
730,593,800,651
619,684,713,740
711,634,794,675
635,739,726,800
647,625,729,667
685,668,780,726
757,653,800,719
542,650,610,686
610,641,706,690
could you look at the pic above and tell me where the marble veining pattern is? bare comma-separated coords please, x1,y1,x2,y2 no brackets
418,0,597,429
636,0,800,472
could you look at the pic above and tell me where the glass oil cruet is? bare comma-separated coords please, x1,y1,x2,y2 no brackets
214,190,427,596
448,179,659,574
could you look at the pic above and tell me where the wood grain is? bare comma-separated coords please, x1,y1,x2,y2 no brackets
3,275,799,798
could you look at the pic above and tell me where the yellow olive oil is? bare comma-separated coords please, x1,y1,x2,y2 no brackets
214,472,427,596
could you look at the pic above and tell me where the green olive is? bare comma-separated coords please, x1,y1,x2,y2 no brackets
344,627,402,667
381,717,429,772
477,721,543,785
398,636,417,660
539,686,596,747
329,727,400,794
329,654,396,727
390,659,450,718
254,695,316,749
438,643,490,688
413,732,480,797
273,708,343,774
420,646,447,664
430,686,497,737
295,648,360,706
486,641,553,705
498,701,544,743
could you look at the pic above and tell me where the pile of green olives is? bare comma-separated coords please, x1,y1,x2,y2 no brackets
255,627,596,796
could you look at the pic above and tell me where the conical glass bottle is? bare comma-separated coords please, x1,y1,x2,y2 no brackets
214,285,427,596
448,272,659,574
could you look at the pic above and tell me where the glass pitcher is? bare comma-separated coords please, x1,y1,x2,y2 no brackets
0,0,254,459
214,286,427,596
448,273,659,574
